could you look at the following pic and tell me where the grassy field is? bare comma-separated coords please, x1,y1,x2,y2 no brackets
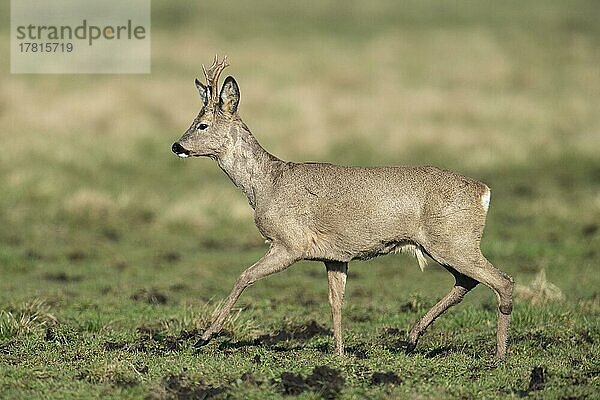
1,1,599,398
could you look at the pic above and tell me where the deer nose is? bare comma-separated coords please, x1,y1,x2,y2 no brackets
172,142,190,158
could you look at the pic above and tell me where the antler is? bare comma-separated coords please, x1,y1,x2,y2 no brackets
202,55,229,104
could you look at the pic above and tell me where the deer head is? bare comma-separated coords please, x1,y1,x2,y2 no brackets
172,56,241,158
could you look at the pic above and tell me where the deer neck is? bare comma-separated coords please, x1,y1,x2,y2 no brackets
216,123,280,209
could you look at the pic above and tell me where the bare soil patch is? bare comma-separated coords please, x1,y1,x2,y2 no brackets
275,365,344,399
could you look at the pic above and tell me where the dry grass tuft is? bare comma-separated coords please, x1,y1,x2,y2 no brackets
0,299,57,339
515,269,565,304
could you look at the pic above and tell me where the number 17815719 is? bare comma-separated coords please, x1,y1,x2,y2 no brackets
19,42,73,52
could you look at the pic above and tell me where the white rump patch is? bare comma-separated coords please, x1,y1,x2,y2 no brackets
398,244,428,271
177,153,189,158
481,186,491,211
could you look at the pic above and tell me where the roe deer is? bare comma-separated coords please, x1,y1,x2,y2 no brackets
171,56,514,358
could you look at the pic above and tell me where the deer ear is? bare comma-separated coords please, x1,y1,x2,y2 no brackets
195,78,210,106
219,76,240,114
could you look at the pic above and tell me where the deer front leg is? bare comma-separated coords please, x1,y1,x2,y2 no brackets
195,245,297,348
325,261,348,356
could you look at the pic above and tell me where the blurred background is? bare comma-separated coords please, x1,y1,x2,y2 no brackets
1,0,599,308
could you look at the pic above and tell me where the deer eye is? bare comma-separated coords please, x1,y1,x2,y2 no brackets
198,123,209,130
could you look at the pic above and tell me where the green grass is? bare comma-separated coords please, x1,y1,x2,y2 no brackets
1,0,599,398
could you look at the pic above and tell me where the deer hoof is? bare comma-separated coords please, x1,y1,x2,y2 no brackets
405,342,416,354
194,338,210,348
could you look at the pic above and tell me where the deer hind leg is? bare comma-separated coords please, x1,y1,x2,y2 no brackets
195,245,297,348
463,255,513,359
406,269,478,353
416,247,513,359
325,261,348,356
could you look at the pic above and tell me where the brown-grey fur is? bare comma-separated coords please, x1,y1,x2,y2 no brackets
172,57,514,358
